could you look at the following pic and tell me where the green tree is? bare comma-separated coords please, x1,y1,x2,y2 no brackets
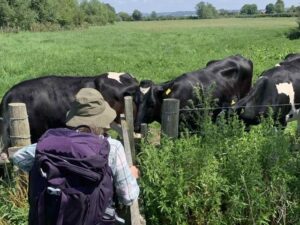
80,0,115,25
286,5,298,14
150,11,157,20
274,0,285,13
118,11,131,21
56,0,78,27
12,0,36,29
297,6,300,29
104,3,116,24
265,3,275,14
196,1,218,19
73,5,85,26
132,9,142,21
240,4,258,15
0,0,14,27
31,0,58,23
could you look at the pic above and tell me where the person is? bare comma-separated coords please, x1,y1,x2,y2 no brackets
10,88,140,223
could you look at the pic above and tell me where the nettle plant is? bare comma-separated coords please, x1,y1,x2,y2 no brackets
139,103,300,224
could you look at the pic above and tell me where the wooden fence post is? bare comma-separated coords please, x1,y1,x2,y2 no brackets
140,123,148,140
161,98,180,138
121,114,145,225
0,103,31,177
297,120,300,136
124,96,136,163
8,103,31,148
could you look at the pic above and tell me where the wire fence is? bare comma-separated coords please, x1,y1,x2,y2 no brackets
159,98,300,138
178,102,300,112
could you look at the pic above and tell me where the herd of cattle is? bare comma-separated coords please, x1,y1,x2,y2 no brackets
0,53,300,151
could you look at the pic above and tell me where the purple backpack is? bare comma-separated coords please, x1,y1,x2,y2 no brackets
28,128,114,225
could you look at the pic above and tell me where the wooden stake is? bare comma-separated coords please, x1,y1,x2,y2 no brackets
124,96,136,163
161,99,180,138
121,114,145,225
9,103,31,147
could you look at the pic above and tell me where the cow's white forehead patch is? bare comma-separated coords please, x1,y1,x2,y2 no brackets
276,82,300,122
107,72,125,84
276,82,294,103
140,87,150,95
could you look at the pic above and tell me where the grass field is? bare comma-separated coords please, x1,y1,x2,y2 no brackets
0,17,300,98
1,17,300,225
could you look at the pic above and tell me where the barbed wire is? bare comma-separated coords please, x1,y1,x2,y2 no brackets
178,102,300,112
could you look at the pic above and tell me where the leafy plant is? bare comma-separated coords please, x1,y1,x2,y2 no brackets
139,113,300,224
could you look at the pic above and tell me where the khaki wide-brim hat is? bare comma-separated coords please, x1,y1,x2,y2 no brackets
66,88,116,129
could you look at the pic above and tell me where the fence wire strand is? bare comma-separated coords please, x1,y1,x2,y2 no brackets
178,103,300,112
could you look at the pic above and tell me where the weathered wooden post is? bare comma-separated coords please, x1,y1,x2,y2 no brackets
124,96,136,162
121,114,145,225
140,123,148,140
297,120,300,136
0,103,31,178
9,103,31,148
161,99,180,138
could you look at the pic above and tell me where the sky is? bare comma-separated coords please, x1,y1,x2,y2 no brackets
101,0,300,13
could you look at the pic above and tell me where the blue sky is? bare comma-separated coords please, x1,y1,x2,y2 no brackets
101,0,300,13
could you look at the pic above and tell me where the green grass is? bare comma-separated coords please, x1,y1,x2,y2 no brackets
0,18,299,98
1,17,300,224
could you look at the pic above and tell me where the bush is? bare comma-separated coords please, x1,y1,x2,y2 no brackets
139,114,300,224
0,0,117,31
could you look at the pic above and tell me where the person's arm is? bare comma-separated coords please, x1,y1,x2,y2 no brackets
108,138,140,206
11,143,37,172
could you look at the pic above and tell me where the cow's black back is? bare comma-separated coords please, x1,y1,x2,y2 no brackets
0,73,139,151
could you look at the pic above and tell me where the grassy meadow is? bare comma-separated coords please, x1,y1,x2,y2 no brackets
1,18,300,225
0,17,300,97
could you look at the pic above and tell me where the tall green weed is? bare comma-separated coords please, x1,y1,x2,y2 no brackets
139,114,300,224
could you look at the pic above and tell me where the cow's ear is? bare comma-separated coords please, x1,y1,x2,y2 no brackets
152,85,167,101
155,86,165,97
160,82,174,97
140,80,154,88
220,67,238,78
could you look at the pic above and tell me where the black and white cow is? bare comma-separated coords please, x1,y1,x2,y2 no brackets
279,53,300,66
234,56,300,127
0,72,139,151
134,55,253,131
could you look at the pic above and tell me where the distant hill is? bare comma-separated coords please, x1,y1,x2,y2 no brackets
143,11,197,17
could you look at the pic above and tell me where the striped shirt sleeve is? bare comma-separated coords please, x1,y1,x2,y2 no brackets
107,137,140,205
11,143,37,172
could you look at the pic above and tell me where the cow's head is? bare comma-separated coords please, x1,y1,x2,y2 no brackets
94,72,140,123
134,80,168,132
233,76,280,125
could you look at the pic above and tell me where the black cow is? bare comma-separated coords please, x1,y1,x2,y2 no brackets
234,56,300,127
279,53,300,66
0,73,139,151
134,55,253,131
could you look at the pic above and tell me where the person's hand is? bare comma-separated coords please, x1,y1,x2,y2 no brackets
0,152,9,162
130,165,140,179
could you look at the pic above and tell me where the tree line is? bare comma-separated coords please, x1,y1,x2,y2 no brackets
0,0,299,32
0,0,117,31
123,0,299,21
